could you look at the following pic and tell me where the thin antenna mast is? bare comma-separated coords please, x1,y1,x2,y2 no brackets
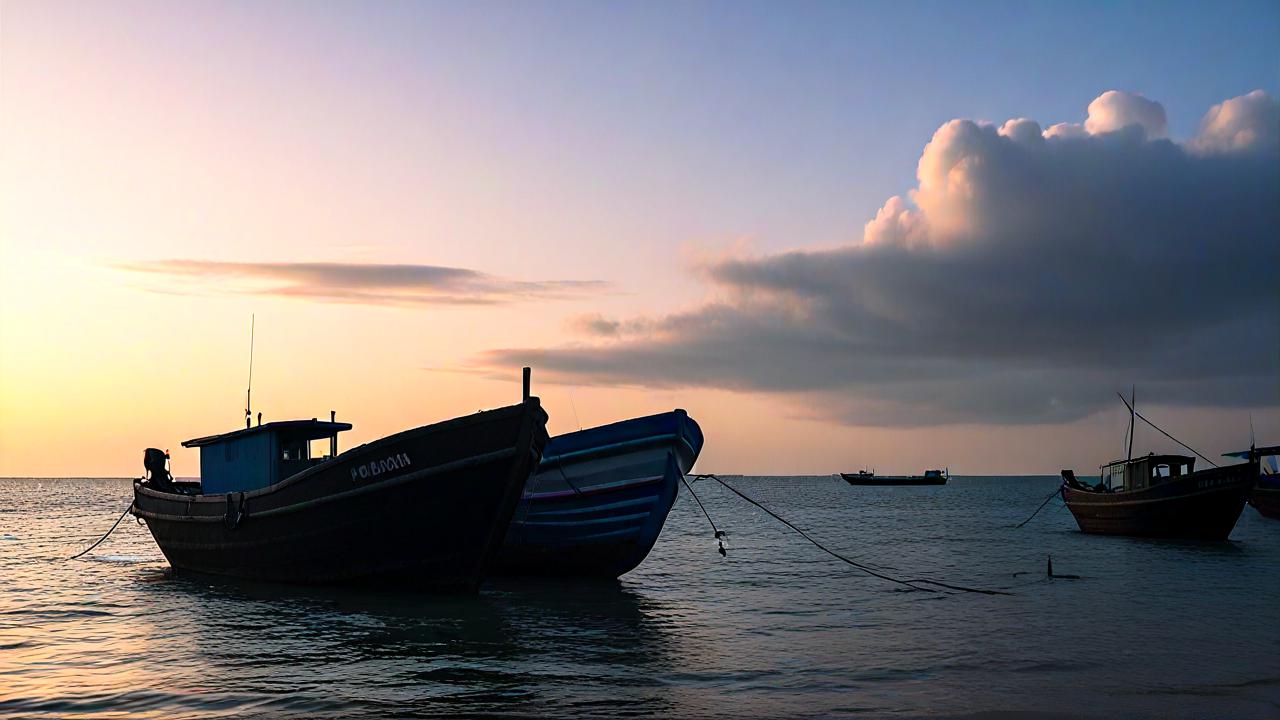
245,315,255,429
1126,385,1135,461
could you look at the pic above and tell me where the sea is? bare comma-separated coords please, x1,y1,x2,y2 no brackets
1,476,1277,719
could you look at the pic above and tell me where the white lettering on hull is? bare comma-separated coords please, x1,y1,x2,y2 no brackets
351,452,412,482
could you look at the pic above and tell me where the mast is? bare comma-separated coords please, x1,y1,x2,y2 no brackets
245,315,255,429
1126,385,1135,462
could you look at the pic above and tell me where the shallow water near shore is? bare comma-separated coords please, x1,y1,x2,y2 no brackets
2,476,1277,719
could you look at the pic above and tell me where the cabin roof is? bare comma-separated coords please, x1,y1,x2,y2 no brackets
1104,453,1194,468
1224,445,1280,458
181,419,352,448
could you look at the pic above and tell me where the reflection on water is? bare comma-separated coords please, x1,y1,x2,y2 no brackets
156,575,685,718
1,477,1278,719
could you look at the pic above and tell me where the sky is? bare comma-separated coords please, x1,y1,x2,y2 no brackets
2,0,1277,477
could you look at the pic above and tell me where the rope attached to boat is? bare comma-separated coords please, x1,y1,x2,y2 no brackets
690,474,1010,596
679,475,727,556
68,502,135,560
1014,486,1064,528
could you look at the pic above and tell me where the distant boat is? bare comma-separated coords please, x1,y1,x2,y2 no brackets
841,469,948,486
494,409,703,578
132,397,549,591
1224,445,1280,520
1061,453,1255,540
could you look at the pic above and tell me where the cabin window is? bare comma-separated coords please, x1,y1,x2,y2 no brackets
1153,464,1171,479
1103,465,1125,490
280,440,309,461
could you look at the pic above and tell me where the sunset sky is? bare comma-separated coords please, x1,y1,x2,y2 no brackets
2,0,1277,477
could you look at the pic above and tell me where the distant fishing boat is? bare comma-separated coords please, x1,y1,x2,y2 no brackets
494,409,703,578
1223,445,1280,520
841,469,948,486
1060,391,1254,540
132,374,548,591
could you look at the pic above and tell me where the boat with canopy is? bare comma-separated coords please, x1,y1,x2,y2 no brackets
132,372,548,591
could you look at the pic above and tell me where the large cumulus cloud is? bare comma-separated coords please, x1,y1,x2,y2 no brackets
482,90,1280,424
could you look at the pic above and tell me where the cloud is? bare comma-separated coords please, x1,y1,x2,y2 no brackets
479,90,1280,425
1084,90,1168,138
117,260,611,306
1190,89,1280,154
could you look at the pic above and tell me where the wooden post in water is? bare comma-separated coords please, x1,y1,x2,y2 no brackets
522,367,531,402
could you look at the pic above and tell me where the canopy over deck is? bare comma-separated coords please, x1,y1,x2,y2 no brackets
182,420,352,448
1103,453,1194,469
1099,453,1197,492
183,419,353,494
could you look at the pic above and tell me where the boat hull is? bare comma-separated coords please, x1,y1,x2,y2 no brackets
1062,462,1255,540
133,400,549,591
1250,479,1280,520
841,474,947,486
495,410,703,578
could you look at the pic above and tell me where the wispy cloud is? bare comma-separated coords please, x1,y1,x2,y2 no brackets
478,90,1280,425
115,260,611,306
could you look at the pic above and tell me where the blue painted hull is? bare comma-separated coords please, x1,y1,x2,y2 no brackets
495,410,703,578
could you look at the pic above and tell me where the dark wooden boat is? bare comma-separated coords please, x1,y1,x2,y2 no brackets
494,409,703,578
132,397,549,591
1061,453,1256,540
841,469,948,486
1252,481,1280,520
1224,445,1280,520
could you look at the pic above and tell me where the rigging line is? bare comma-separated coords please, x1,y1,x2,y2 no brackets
554,453,585,495
1116,393,1218,468
1014,486,1063,528
696,474,1011,596
567,388,582,432
68,502,134,560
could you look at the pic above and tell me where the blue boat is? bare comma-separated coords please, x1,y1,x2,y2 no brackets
495,409,703,578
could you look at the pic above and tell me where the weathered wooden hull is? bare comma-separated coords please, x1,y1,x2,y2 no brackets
133,400,549,591
1062,462,1255,540
842,474,947,486
1250,479,1280,520
495,410,703,578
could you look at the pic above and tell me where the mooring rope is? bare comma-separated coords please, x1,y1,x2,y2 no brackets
691,474,1010,596
68,502,134,560
1014,486,1064,528
680,475,727,555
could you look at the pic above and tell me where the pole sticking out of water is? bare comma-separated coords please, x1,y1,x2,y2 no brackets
245,314,256,429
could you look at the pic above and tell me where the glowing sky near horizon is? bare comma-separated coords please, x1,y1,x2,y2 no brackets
2,0,1277,477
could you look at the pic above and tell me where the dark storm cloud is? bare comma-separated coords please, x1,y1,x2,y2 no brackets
117,260,611,306
481,90,1280,424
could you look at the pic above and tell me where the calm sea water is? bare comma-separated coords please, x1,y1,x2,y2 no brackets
1,476,1277,719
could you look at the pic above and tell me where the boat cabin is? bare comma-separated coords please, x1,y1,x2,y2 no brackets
1099,453,1195,492
182,419,352,495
